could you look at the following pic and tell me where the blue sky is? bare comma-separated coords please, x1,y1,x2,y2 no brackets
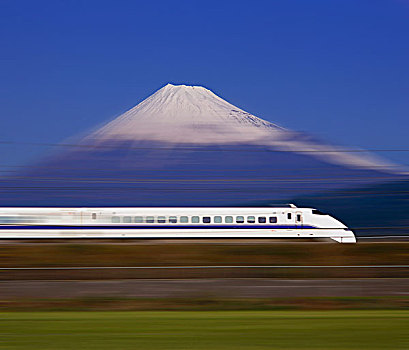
1,0,409,167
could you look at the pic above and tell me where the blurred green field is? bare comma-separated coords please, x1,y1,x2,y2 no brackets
0,310,408,350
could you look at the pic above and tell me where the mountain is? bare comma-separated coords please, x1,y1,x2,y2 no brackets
85,83,391,170
89,83,281,145
0,84,402,219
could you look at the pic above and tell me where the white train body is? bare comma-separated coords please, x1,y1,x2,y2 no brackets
0,206,356,243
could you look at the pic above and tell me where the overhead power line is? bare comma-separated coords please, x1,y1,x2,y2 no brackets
2,140,409,154
0,175,405,184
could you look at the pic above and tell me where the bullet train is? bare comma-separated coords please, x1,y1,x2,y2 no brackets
0,205,356,243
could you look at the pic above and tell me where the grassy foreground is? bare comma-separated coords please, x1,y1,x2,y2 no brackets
1,296,409,311
0,310,408,350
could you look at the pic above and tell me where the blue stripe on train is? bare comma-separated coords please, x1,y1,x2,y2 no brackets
0,225,316,230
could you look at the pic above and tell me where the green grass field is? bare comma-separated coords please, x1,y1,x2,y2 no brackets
0,311,408,349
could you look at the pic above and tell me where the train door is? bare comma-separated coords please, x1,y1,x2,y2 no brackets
295,212,303,227
59,209,82,225
82,210,102,224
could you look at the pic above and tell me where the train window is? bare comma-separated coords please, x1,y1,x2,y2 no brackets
258,217,266,223
203,216,211,223
180,216,188,223
169,216,177,223
157,216,166,223
225,216,233,223
146,216,155,223
296,214,302,222
269,217,277,223
191,216,200,223
247,216,255,223
0,216,12,223
111,216,120,223
123,216,132,223
236,216,244,224
312,209,326,215
214,216,222,223
92,213,97,220
287,213,292,220
135,216,143,223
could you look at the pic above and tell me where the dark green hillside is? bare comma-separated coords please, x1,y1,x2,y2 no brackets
294,179,409,236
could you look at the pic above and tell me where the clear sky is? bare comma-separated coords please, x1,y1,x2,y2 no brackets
1,0,409,167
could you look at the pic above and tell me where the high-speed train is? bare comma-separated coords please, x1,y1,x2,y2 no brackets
0,205,356,243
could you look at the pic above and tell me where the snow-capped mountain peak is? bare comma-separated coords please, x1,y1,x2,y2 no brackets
90,83,284,144
86,83,394,170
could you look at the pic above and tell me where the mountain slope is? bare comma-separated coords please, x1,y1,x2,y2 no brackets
89,83,283,144
0,83,402,210
86,84,392,170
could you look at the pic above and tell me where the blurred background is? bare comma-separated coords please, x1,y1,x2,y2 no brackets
0,0,409,349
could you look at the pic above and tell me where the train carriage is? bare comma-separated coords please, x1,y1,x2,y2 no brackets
0,205,356,243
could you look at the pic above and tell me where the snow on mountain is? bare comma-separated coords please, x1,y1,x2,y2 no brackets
90,83,283,144
86,83,393,171
0,83,402,207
